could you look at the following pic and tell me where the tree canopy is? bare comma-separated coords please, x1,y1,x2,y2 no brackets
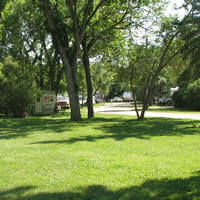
1,0,199,119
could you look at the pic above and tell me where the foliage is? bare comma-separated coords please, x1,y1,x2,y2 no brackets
117,10,195,120
172,78,200,110
34,0,169,121
185,79,200,110
0,56,39,117
0,0,64,94
107,82,126,99
77,63,87,98
172,88,187,109
1,0,198,121
91,61,114,97
178,0,200,84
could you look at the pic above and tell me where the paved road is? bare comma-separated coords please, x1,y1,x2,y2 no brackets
94,102,200,120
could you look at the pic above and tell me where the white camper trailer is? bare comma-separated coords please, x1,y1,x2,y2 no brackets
123,92,134,102
33,90,56,114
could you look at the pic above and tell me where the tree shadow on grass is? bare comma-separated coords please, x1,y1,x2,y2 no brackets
0,114,112,140
96,117,200,140
31,117,200,145
1,114,200,142
0,186,36,200
0,114,73,140
1,173,200,200
0,114,126,141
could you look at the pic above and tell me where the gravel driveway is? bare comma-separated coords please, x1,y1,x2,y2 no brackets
94,102,200,120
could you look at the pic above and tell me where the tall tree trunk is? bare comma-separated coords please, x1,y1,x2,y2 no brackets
82,37,94,118
41,0,81,121
82,51,94,118
60,48,81,121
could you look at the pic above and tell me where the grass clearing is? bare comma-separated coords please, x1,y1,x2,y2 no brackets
133,103,199,113
147,106,200,113
0,112,200,199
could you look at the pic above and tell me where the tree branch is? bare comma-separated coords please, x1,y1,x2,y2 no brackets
86,0,106,26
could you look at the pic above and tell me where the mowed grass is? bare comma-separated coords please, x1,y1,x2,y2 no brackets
147,106,200,113
0,112,200,200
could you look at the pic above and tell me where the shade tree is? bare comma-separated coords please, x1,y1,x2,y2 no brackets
178,0,200,84
120,14,191,120
80,0,167,118
33,0,168,121
0,0,65,95
34,0,106,121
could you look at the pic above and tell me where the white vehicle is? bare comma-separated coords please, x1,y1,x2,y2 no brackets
159,97,172,105
159,87,179,105
79,96,87,105
111,96,123,102
79,95,96,105
94,92,104,103
123,92,134,102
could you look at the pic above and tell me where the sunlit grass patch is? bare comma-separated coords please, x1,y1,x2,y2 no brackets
0,113,200,199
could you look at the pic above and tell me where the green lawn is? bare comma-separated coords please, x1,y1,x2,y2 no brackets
147,106,200,113
0,112,200,200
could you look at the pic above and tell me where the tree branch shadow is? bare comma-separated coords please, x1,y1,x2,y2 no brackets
30,117,200,145
0,115,73,140
1,174,200,200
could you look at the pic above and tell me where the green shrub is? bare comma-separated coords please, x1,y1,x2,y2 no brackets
185,79,200,110
172,89,186,108
172,79,200,110
0,56,39,117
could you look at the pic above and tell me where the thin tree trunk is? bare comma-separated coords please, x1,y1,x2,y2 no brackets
139,84,155,120
130,68,140,119
132,87,140,119
82,40,94,118
139,103,147,120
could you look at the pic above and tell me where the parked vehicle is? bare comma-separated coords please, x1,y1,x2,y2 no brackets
111,96,123,102
94,92,104,103
79,95,96,105
159,97,172,105
56,95,70,109
159,87,179,106
79,96,87,105
123,92,134,102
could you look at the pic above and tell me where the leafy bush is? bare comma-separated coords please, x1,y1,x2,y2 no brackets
0,56,39,117
185,79,200,110
172,88,186,108
172,79,200,110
